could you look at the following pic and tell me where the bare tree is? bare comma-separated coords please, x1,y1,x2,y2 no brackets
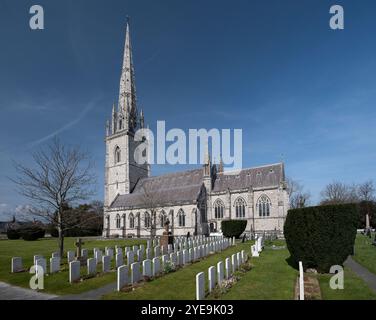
358,181,375,202
137,181,164,238
286,177,311,209
320,181,357,205
10,138,96,256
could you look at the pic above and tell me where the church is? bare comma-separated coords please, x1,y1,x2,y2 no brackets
103,21,290,238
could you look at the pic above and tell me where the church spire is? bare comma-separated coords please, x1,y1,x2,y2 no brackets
118,17,138,132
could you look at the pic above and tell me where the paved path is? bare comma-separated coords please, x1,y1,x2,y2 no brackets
54,282,117,300
345,256,376,293
0,281,58,300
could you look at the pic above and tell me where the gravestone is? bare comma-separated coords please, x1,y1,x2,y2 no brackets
142,259,152,277
124,247,130,255
176,251,182,266
152,257,160,276
251,245,259,257
75,238,85,260
237,252,242,266
208,266,216,292
132,245,139,254
117,265,128,291
116,247,122,255
50,257,60,273
127,251,134,265
137,249,144,262
168,244,173,254
131,262,141,284
69,260,80,283
67,251,75,263
102,255,110,273
170,252,177,266
154,246,161,257
81,249,88,260
146,240,151,249
146,248,152,260
11,257,23,273
231,254,237,271
225,257,231,279
241,250,246,263
33,255,43,265
95,250,102,262
87,258,96,275
217,261,224,285
182,249,189,265
189,248,193,262
52,252,60,258
106,248,114,260
36,258,46,274
161,254,169,270
196,272,205,300
116,253,124,268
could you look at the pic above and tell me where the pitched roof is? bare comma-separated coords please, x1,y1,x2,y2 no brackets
110,169,204,209
212,163,284,192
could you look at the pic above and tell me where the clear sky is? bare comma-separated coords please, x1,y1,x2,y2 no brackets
1,0,376,219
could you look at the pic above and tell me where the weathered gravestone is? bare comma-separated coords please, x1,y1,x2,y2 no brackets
196,272,205,300
152,257,160,276
217,261,224,285
87,258,96,275
69,261,80,283
102,255,110,273
131,262,141,284
50,257,60,273
208,266,216,292
116,253,124,268
11,257,23,273
117,265,128,291
142,259,152,277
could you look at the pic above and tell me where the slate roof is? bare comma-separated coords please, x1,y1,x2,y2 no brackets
110,169,204,209
212,163,284,192
110,163,285,209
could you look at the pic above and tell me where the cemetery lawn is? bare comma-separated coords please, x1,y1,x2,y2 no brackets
318,267,376,300
216,241,297,300
0,237,146,295
352,233,376,275
104,240,298,300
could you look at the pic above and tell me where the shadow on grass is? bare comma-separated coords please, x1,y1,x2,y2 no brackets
285,255,299,271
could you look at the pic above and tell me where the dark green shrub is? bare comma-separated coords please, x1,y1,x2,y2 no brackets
284,204,358,273
6,228,20,240
221,220,247,239
19,225,45,241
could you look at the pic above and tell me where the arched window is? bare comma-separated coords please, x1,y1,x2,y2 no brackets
235,197,246,218
144,212,151,228
178,209,185,227
119,119,123,130
257,195,271,217
115,147,121,164
160,210,167,228
116,214,121,229
214,199,225,219
129,213,134,229
106,215,110,229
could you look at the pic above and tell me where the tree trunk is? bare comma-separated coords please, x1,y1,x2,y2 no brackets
57,211,64,257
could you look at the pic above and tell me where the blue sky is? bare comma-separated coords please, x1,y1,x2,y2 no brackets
1,0,376,219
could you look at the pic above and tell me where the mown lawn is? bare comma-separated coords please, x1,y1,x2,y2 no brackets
216,241,297,300
353,233,376,275
318,267,376,300
0,237,145,295
103,242,252,300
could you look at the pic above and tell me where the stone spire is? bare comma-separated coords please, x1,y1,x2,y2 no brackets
118,18,138,132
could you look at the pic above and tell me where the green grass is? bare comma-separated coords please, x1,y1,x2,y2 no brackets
318,267,376,300
353,233,376,275
216,242,297,300
0,237,145,295
103,242,252,300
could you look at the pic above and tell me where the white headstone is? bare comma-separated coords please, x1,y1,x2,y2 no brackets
102,255,110,273
11,257,23,273
152,257,160,276
241,250,246,264
116,247,122,255
237,252,242,266
225,257,231,279
299,261,304,300
117,265,128,291
52,252,60,258
168,244,173,254
131,262,141,284
146,248,152,260
182,249,189,265
36,258,46,274
217,261,224,285
81,249,88,259
208,266,216,292
69,260,80,283
196,272,205,300
161,254,169,270
127,251,134,265
116,253,124,268
50,257,60,273
154,245,160,257
137,249,144,262
170,252,177,266
106,248,114,259
231,254,237,271
67,250,75,263
176,251,182,266
33,255,43,265
87,258,96,275
142,259,152,277
95,249,103,263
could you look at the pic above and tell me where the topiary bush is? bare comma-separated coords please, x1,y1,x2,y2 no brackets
6,228,20,240
221,220,247,239
284,204,358,273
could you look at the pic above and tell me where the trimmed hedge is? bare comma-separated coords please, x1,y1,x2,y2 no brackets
7,228,21,240
221,220,247,239
19,225,45,241
284,204,358,273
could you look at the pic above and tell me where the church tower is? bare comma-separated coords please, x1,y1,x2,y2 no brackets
104,19,149,207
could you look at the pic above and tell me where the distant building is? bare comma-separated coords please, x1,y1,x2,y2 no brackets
103,21,289,238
